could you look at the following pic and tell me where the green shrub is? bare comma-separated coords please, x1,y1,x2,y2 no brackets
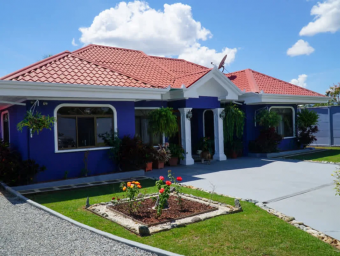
0,139,45,186
297,109,319,148
148,107,178,137
256,109,281,129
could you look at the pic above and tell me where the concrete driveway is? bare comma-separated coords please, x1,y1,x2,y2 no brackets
145,157,340,240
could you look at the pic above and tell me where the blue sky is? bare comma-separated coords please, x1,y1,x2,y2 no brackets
0,0,339,94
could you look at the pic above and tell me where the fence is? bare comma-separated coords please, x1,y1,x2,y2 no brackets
307,106,340,146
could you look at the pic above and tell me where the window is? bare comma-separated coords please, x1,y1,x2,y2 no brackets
57,106,114,150
1,111,9,143
270,107,295,138
135,109,162,146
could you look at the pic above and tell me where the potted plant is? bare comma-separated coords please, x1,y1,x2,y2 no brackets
17,111,55,137
230,140,243,159
152,144,171,169
148,107,178,137
145,145,156,172
198,137,214,162
168,143,185,166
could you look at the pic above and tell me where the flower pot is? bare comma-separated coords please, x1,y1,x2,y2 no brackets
145,162,153,172
231,151,238,159
168,157,178,166
153,161,165,169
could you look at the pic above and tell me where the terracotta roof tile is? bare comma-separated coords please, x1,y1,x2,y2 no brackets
173,70,211,88
0,44,325,97
226,69,325,97
8,54,154,88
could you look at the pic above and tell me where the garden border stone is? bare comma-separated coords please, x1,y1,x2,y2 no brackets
87,193,242,236
0,182,182,256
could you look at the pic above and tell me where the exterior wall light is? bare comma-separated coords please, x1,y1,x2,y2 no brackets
220,110,226,119
186,110,193,120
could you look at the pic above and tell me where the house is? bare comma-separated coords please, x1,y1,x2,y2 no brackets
0,44,328,182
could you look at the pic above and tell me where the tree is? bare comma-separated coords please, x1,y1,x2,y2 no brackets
326,83,340,105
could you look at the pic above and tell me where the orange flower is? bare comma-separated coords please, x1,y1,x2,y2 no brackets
127,182,131,187
122,186,126,191
137,185,142,189
135,181,140,185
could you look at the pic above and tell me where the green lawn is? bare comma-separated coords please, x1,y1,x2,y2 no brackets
27,179,338,256
289,148,340,162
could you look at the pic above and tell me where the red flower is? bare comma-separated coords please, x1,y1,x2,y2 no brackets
112,197,115,200
159,188,165,194
176,177,182,182
117,198,120,201
159,176,164,181
166,181,172,186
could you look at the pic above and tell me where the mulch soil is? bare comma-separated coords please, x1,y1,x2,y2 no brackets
109,195,217,225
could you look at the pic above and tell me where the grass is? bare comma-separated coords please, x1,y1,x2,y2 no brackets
289,147,340,162
27,179,338,256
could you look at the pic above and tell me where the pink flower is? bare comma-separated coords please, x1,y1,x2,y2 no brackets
166,181,172,186
159,188,165,194
159,176,164,181
176,177,182,182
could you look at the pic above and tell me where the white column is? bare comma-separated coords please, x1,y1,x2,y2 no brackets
178,108,194,165
213,108,227,161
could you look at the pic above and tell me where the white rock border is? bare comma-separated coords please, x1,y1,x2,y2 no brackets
87,192,242,236
180,184,340,250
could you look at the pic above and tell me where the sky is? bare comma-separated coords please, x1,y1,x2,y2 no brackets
0,0,339,94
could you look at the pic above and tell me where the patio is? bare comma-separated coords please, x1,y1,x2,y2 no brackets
145,157,340,240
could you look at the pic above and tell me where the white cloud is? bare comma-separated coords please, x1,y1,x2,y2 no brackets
71,38,78,46
178,43,237,67
79,1,236,67
290,74,308,87
287,40,315,56
300,0,340,36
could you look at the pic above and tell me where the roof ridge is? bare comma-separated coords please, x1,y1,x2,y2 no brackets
175,68,212,79
72,44,143,55
140,52,177,79
150,55,210,70
245,69,259,92
70,53,161,88
1,51,71,80
73,44,176,85
250,69,325,97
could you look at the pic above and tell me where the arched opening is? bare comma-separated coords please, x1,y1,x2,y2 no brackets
203,110,214,140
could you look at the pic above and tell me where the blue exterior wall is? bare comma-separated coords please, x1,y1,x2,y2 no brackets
3,100,136,183
0,104,29,159
307,106,340,146
242,104,298,155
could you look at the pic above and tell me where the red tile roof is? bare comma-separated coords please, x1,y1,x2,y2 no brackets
0,44,325,97
226,69,325,97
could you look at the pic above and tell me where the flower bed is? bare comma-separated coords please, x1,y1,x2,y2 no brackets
88,192,240,236
108,195,217,225
87,172,242,236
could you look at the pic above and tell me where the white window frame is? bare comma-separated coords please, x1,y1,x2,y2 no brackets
203,109,213,137
269,106,296,139
54,103,117,153
134,107,165,145
1,110,10,143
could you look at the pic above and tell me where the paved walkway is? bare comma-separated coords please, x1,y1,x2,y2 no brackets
0,188,155,256
145,157,340,240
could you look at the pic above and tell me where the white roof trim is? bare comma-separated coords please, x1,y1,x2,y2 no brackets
0,80,170,101
239,92,329,105
162,67,243,101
